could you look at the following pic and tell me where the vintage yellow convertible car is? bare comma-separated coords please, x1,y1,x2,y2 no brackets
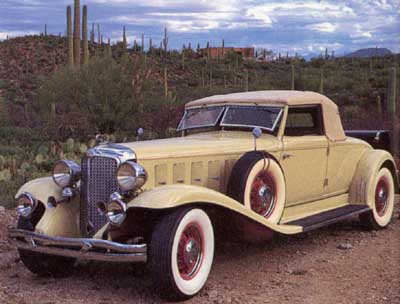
8,91,399,300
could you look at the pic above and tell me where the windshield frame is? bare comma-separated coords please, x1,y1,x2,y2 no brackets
176,106,225,131
220,105,284,132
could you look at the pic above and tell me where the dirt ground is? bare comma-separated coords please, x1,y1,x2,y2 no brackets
0,198,399,304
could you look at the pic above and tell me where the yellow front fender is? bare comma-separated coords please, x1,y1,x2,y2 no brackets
16,177,80,238
127,184,302,235
16,177,62,205
349,149,399,207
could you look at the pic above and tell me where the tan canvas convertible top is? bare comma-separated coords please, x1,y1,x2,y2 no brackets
185,90,346,142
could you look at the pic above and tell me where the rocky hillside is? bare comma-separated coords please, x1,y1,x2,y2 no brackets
345,47,393,58
0,35,67,103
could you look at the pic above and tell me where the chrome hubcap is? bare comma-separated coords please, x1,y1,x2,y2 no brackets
250,171,276,218
375,177,389,217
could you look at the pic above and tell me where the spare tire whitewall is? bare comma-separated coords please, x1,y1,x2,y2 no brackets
149,208,214,300
228,152,286,224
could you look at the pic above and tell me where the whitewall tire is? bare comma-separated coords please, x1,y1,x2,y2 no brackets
360,167,395,230
149,207,214,301
228,152,286,224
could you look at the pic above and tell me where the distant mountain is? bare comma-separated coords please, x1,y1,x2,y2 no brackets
344,48,392,58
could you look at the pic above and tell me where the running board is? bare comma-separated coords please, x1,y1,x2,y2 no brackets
286,205,371,232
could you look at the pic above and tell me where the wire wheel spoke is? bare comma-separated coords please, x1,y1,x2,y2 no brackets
250,171,276,218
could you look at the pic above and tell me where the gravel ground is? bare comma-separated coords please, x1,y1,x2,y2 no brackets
0,198,399,304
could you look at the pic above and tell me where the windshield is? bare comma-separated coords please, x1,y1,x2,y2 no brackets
221,106,282,131
177,105,283,132
177,106,225,131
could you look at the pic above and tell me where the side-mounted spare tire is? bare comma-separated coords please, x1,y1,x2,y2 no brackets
227,151,286,224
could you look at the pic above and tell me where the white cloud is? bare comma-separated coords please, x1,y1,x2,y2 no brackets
306,22,337,33
0,30,37,40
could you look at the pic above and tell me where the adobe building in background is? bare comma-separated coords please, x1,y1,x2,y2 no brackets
199,47,255,59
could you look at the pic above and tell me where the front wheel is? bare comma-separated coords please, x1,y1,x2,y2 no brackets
17,217,76,277
149,207,214,301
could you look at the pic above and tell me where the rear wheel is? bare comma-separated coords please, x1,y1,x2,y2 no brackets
359,168,395,230
149,207,214,301
17,217,75,277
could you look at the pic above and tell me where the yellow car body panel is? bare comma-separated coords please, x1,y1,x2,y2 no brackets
123,131,281,194
127,184,302,235
16,177,80,238
349,149,398,207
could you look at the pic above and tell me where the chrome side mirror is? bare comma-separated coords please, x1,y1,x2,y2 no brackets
252,127,262,139
252,127,262,151
136,128,144,141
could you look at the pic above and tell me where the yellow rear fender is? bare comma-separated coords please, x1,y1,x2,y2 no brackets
349,149,399,207
127,184,302,235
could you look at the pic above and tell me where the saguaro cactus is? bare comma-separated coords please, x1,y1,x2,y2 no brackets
319,68,324,93
90,23,95,44
73,0,81,67
149,38,153,54
82,5,89,65
388,67,398,158
163,27,169,57
376,95,382,114
141,34,144,53
164,67,168,98
291,64,295,90
123,26,127,49
244,69,249,92
107,38,112,57
97,24,101,44
209,66,213,89
67,6,74,68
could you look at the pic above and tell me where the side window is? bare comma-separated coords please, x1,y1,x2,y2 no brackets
285,106,324,136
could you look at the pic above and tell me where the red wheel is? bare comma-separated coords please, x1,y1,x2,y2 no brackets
149,208,214,300
375,176,389,217
228,152,285,223
250,171,276,218
177,223,204,280
360,167,395,230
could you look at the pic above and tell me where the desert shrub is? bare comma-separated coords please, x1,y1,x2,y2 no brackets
38,54,145,137
0,127,42,145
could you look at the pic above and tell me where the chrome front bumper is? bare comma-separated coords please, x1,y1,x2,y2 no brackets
8,228,147,263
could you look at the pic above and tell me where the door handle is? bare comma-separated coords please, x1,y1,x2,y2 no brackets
282,153,293,160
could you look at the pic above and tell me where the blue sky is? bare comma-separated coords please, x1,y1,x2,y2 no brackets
0,0,399,57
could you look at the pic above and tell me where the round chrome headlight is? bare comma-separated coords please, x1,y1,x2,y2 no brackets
16,192,37,218
116,161,147,192
106,199,127,226
52,160,81,188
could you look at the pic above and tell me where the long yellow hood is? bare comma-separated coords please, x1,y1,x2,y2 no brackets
120,131,281,161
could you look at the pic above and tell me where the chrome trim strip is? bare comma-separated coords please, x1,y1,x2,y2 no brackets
86,143,136,164
8,229,147,263
221,106,284,132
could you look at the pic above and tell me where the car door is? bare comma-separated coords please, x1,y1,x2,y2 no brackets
280,105,328,206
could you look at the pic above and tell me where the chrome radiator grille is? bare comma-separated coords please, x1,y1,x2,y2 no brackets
81,156,118,235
